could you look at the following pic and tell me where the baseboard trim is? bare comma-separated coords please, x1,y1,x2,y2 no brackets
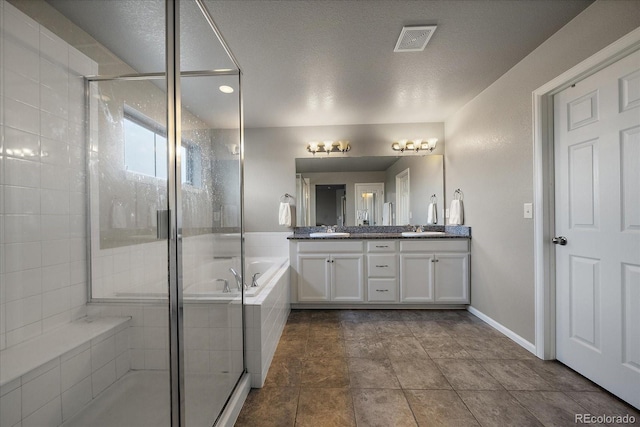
215,372,251,427
467,306,537,355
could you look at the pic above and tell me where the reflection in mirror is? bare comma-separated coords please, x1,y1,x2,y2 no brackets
295,155,444,226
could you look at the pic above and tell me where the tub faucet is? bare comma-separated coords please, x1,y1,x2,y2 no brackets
216,278,231,293
251,273,260,287
229,267,244,291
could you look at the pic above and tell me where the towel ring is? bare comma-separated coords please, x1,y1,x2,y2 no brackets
454,189,464,200
280,193,294,202
430,194,437,203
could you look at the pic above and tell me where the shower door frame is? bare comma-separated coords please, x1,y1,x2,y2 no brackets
83,0,244,425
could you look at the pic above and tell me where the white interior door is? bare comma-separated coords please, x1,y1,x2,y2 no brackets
395,169,410,225
355,183,384,225
554,49,640,409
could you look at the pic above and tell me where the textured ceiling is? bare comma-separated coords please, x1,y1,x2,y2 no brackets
47,0,593,129
206,0,593,128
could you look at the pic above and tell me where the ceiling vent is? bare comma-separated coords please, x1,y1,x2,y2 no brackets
394,25,437,52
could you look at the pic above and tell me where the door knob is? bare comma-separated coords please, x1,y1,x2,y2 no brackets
552,236,567,246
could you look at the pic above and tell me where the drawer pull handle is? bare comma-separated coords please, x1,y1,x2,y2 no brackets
431,259,439,263
375,245,388,248
375,265,389,268
376,289,389,292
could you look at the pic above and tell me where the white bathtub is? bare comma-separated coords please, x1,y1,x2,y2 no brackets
181,257,288,300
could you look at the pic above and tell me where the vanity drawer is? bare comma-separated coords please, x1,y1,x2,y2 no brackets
298,241,363,253
400,239,469,253
368,279,397,302
367,255,397,277
367,241,397,252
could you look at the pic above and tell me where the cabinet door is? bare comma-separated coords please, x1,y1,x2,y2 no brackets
400,254,434,302
434,253,469,303
298,254,330,301
331,254,364,301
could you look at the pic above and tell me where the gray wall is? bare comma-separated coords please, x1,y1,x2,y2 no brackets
244,122,444,232
444,0,640,343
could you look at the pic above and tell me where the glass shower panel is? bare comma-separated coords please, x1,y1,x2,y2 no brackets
180,73,242,426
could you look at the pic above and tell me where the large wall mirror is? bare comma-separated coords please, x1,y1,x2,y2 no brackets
295,155,444,226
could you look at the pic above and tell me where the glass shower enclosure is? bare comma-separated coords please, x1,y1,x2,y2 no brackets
0,0,244,425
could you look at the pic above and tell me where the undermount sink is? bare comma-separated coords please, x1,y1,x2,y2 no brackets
401,231,445,237
309,232,351,238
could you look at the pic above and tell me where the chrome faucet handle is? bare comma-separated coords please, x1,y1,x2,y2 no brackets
216,278,230,293
251,272,260,287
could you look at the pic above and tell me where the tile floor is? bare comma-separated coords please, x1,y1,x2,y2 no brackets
236,309,639,427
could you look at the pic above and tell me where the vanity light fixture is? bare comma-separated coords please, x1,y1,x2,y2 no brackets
307,140,351,155
391,137,438,153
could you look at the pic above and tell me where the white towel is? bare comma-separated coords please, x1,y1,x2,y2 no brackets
382,202,392,226
279,202,292,227
449,199,464,225
427,202,437,225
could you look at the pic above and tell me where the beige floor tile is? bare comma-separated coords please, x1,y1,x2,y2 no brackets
344,338,387,358
301,357,349,388
348,358,400,389
405,389,480,427
381,336,429,360
296,388,356,427
522,360,600,392
565,391,640,421
263,357,302,388
235,387,299,427
480,360,556,391
511,391,605,427
391,358,451,390
419,337,472,359
352,389,417,427
434,359,503,390
458,390,543,427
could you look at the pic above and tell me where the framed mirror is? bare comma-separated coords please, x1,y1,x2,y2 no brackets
295,155,444,226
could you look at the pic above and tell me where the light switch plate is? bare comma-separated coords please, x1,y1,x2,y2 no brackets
524,203,533,219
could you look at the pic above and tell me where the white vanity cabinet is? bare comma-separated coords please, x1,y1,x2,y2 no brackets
291,237,469,306
295,241,364,302
400,240,470,304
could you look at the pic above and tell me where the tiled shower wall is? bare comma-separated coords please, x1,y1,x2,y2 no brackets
0,1,98,350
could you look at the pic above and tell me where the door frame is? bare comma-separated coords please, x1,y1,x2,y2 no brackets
533,27,640,360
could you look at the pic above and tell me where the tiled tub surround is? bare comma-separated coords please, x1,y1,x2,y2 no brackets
0,317,130,427
0,0,98,350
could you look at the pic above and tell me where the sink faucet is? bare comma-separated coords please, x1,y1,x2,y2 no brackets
229,267,244,291
216,278,231,293
251,273,260,287
326,225,337,233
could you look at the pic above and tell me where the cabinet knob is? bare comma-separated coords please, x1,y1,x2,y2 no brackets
375,265,389,268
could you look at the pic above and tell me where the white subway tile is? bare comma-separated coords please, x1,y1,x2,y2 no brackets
115,329,129,355
61,376,91,421
115,352,130,380
42,310,70,333
41,188,69,215
41,239,70,267
40,111,68,142
6,321,42,347
3,215,42,243
5,294,41,331
3,39,39,82
3,186,40,215
60,348,91,392
42,287,70,318
0,387,21,427
144,349,168,370
21,364,60,418
3,127,40,158
4,157,40,189
40,215,70,241
144,327,168,350
91,335,115,371
40,137,68,166
40,163,69,191
60,341,90,363
130,349,145,370
41,263,70,293
4,68,39,108
69,238,86,262
184,306,209,328
91,360,115,398
4,98,39,135
69,283,87,309
22,396,62,427
69,191,85,215
143,306,168,327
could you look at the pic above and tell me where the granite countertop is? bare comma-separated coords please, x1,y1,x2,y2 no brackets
287,225,471,240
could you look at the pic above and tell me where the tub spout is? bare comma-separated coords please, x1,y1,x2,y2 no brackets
216,278,231,293
229,267,244,291
251,273,260,287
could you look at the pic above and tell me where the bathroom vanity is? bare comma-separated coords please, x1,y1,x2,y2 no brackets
288,226,470,308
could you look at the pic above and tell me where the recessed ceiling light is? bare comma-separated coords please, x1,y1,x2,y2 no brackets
219,85,234,94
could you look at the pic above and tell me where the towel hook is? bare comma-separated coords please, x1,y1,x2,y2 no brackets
454,189,464,200
430,194,437,203
280,193,294,202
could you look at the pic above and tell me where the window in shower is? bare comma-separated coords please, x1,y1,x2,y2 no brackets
124,107,201,187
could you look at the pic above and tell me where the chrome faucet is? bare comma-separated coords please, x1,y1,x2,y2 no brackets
326,225,336,233
251,273,260,287
229,267,244,291
216,278,231,293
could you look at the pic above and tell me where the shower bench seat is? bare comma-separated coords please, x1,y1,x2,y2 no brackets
0,316,130,427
